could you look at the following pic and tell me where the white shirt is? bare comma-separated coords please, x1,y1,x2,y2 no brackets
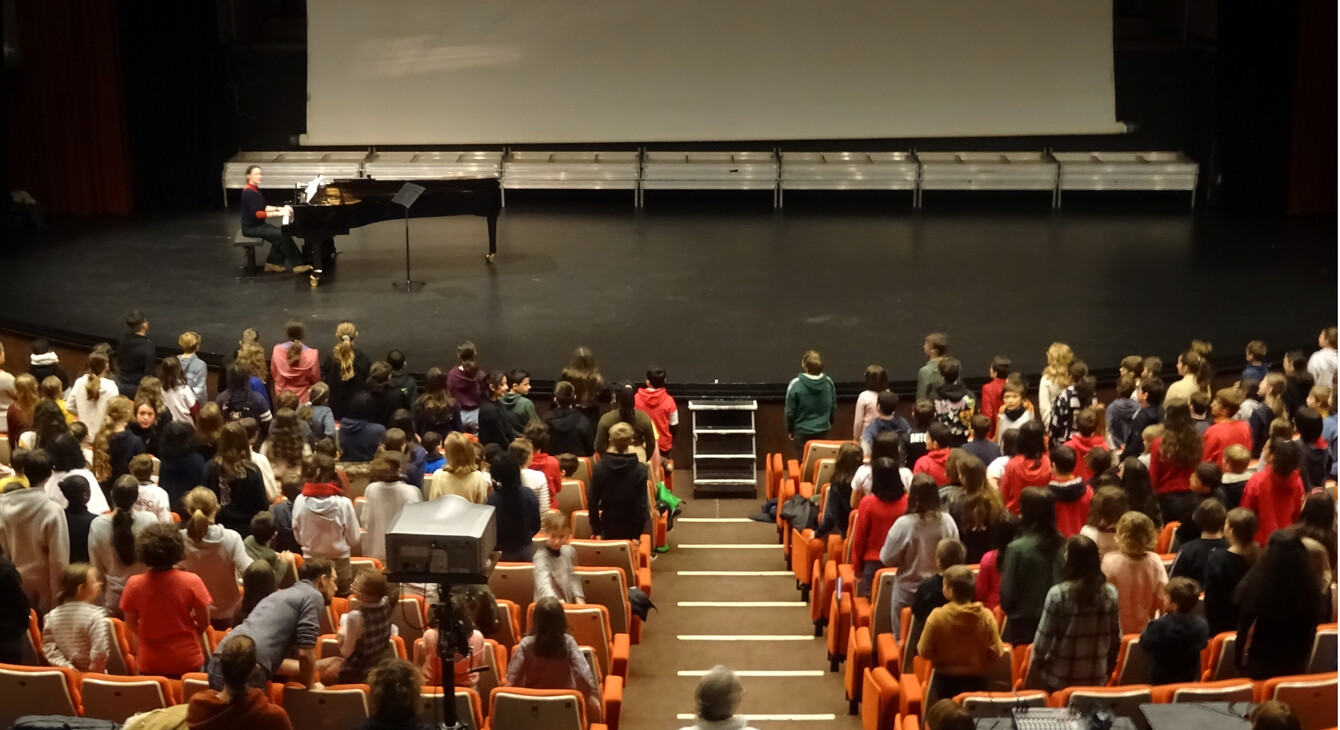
986,456,1010,489
134,482,174,523
180,523,253,619
1309,348,1338,388
293,494,361,559
360,480,421,561
42,601,110,673
852,463,913,497
250,449,279,501
522,467,551,515
45,468,110,514
162,385,197,425
67,375,118,440
0,370,13,434
0,487,69,611
88,510,157,613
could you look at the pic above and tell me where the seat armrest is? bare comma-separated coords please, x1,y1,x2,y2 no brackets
602,674,623,730
635,568,652,596
853,597,872,629
876,633,901,677
898,672,923,718
611,633,631,679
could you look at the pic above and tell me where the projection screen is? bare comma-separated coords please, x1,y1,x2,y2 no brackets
304,0,1122,145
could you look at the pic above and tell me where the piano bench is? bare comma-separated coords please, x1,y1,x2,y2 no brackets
233,230,266,278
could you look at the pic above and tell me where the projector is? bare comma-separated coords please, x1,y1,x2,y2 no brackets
384,495,498,585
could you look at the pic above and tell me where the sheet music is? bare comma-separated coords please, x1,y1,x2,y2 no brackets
304,175,324,204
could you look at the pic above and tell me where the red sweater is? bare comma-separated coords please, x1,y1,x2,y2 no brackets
1064,433,1108,481
1148,437,1195,495
913,448,952,486
999,454,1051,514
1049,479,1094,537
529,451,563,502
1202,420,1253,467
850,494,908,573
1241,468,1304,545
981,378,1006,439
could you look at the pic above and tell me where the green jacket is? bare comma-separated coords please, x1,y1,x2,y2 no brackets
998,533,1062,645
500,393,539,434
785,373,836,437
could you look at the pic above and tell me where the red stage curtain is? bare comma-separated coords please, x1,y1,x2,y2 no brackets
7,0,131,215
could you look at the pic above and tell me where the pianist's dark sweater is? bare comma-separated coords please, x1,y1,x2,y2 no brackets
241,184,270,229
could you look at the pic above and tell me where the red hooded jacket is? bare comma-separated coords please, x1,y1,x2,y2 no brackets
999,454,1052,514
913,448,951,486
1241,467,1304,545
635,387,678,453
1064,433,1108,481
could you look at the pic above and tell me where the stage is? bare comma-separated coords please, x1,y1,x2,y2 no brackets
2,193,1334,392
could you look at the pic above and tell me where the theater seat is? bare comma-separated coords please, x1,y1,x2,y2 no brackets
420,686,485,730
489,563,537,630
569,539,650,596
105,617,136,675
0,663,81,727
1051,686,1153,730
576,566,637,643
956,690,1049,718
1150,678,1254,704
282,684,371,730
1202,632,1242,681
488,599,522,653
1156,521,1180,554
1308,624,1338,674
487,687,607,730
557,478,587,514
80,673,176,723
860,667,900,730
581,645,624,730
1110,634,1151,685
1258,673,1338,730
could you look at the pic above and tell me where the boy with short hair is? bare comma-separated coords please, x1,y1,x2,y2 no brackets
912,537,967,622
1243,341,1269,384
128,453,172,523
178,331,209,405
906,400,936,465
269,473,303,554
917,333,949,402
861,391,911,458
1203,387,1252,468
1138,576,1209,685
1064,408,1107,481
913,423,953,486
385,350,417,413
524,422,563,503
244,511,292,584
961,414,1001,466
1189,391,1212,436
421,432,445,476
995,383,1034,446
1047,445,1091,537
534,511,584,604
785,350,837,457
1170,498,1227,581
509,438,553,515
500,369,538,434
1293,407,1331,490
1219,445,1252,509
980,357,1010,440
917,563,1004,700
1120,377,1166,461
1107,373,1140,451
932,357,975,447
635,366,680,466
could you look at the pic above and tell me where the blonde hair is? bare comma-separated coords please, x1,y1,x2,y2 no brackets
1043,343,1075,387
333,321,358,381
134,376,165,414
1141,424,1165,446
444,432,477,476
178,331,201,353
39,375,64,402
508,438,534,468
12,374,38,421
92,396,134,482
1115,510,1158,558
183,486,219,541
83,351,110,403
197,401,224,448
541,511,567,533
609,422,635,453
238,343,268,382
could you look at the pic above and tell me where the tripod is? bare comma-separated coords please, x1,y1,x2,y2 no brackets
430,594,477,730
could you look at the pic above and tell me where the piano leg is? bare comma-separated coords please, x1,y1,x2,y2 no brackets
485,215,498,264
302,237,338,285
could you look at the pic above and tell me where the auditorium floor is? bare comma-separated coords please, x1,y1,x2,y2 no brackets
3,192,1334,388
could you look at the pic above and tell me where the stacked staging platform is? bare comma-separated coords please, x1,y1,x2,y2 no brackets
500,152,641,207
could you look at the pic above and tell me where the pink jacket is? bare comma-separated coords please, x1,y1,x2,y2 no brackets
270,343,320,403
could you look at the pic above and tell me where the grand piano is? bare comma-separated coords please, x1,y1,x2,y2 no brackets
280,177,503,278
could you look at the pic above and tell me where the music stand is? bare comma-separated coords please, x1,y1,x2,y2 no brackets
392,182,427,292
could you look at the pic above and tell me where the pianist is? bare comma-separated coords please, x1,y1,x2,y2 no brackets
241,165,310,274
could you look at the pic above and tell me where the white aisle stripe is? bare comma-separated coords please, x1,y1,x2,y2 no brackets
678,601,805,607
677,570,792,576
678,669,824,677
676,517,753,523
677,544,778,549
677,635,815,641
676,714,836,722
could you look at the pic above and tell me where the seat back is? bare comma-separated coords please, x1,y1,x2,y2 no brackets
900,612,927,674
105,617,134,675
1308,625,1338,674
577,567,632,636
390,595,428,649
564,604,615,678
573,458,592,487
489,563,538,629
870,568,899,637
557,479,587,514
1208,633,1242,681
489,687,587,730
571,511,594,540
282,685,371,730
0,664,81,727
1155,521,1180,553
488,599,522,653
181,672,212,704
475,639,506,701
1113,635,1151,685
814,459,837,496
801,441,844,483
580,645,605,699
570,539,637,587
80,674,172,723
959,691,1049,718
1268,674,1339,730
1063,688,1153,730
20,610,41,666
420,687,483,730
1167,681,1254,704
986,645,1015,691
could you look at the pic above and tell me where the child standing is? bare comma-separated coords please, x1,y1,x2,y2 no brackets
995,384,1034,446
917,564,1003,701
1170,498,1228,581
1064,407,1107,481
306,382,336,445
913,423,953,486
1047,446,1092,538
1080,487,1127,558
1241,439,1305,544
268,474,302,554
42,564,110,673
1203,387,1252,467
1139,577,1210,685
784,350,836,457
1242,340,1269,383
535,512,584,604
361,452,422,562
879,476,959,639
447,340,486,432
293,454,361,595
128,454,173,523
1100,511,1167,635
980,357,1009,441
853,365,889,441
1219,445,1252,509
636,366,680,467
1107,372,1141,452
911,538,967,623
1202,508,1261,634
906,400,936,465
421,432,446,476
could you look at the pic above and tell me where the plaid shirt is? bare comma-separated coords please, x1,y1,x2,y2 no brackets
1033,581,1122,690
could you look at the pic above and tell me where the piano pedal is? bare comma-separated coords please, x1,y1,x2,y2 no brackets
485,253,495,264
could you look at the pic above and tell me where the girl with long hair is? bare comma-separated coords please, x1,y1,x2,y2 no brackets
41,563,110,673
505,597,602,722
237,343,272,406
1249,373,1289,457
38,375,76,426
447,340,486,432
416,593,486,688
1204,508,1262,634
292,453,361,595
202,421,270,535
1242,438,1305,544
44,436,107,512
476,371,516,449
851,430,912,507
880,474,960,639
1100,511,1167,634
1038,342,1074,427
427,432,490,503
1167,348,1214,405
1079,486,1127,558
999,487,1064,645
184,633,290,728
1119,457,1163,527
26,399,70,452
560,346,604,423
157,356,198,425
6,373,39,449
261,407,310,485
69,350,118,442
851,457,910,597
413,367,462,438
1029,535,1121,690
129,395,167,457
307,381,335,443
853,365,889,440
362,452,422,562
594,382,657,459
271,320,321,404
179,486,253,629
361,658,432,730
92,395,144,487
815,442,863,541
218,364,272,426
235,560,277,625
485,453,541,561
1292,490,1338,574
1148,401,1204,529
950,453,1008,563
999,420,1050,514
1235,530,1328,679
320,321,370,420
88,475,156,614
195,401,225,460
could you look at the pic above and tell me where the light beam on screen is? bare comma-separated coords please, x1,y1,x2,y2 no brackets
353,37,523,79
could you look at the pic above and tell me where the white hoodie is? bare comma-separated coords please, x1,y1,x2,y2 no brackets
180,523,254,620
0,487,69,611
88,510,158,613
361,480,421,561
293,494,360,560
44,468,110,514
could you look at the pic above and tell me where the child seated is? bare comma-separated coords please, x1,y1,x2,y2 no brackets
1100,511,1167,635
307,382,335,444
417,593,486,687
917,564,1003,701
1139,576,1209,685
421,431,446,477
1170,498,1228,581
42,564,110,673
534,512,584,604
1047,445,1092,537
128,453,172,523
1220,445,1253,509
317,569,399,684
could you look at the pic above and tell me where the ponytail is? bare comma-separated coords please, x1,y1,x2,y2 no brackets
287,340,303,368
334,322,357,381
110,476,139,566
188,510,209,541
92,396,132,483
1196,356,1213,389
285,320,305,368
84,352,109,403
183,486,218,542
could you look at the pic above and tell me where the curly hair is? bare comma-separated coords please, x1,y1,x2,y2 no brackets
367,658,423,720
1115,510,1158,558
137,522,185,569
1157,401,1203,470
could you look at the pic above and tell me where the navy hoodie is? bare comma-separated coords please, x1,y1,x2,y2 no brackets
589,452,649,541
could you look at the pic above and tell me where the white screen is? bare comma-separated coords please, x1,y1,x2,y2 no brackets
305,0,1121,145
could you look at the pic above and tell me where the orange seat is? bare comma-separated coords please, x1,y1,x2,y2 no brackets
80,673,177,723
569,539,651,596
1155,521,1180,553
1050,685,1153,721
1202,631,1242,682
0,663,82,725
487,686,608,730
1150,678,1255,704
1257,672,1338,730
420,686,484,730
860,667,900,730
